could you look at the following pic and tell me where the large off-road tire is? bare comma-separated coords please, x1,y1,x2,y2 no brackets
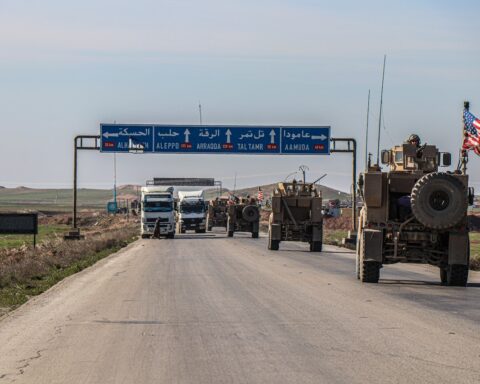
242,205,259,222
252,232,259,239
268,238,279,250
356,231,363,280
359,231,380,283
166,232,175,239
228,231,234,237
141,234,150,239
309,241,322,252
411,172,467,230
446,265,469,287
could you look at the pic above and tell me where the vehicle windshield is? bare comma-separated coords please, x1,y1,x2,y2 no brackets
180,202,205,214
143,196,172,212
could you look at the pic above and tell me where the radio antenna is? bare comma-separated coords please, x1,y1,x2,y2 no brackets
365,89,370,170
376,55,386,164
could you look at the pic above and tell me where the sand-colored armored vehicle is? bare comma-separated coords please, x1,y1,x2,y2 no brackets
357,141,474,286
268,181,323,251
227,197,260,238
207,197,229,231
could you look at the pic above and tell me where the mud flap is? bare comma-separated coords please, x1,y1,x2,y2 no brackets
270,223,282,241
448,232,469,265
251,221,259,233
363,229,383,263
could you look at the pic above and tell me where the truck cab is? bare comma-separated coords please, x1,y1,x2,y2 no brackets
177,190,207,233
140,186,175,239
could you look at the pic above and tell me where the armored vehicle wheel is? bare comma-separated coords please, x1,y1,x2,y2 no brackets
195,229,206,234
356,232,363,280
180,229,186,234
359,233,380,283
228,231,234,237
141,234,150,239
445,265,469,287
252,232,259,239
242,205,259,222
207,226,213,231
411,172,467,230
309,241,322,252
166,232,175,239
268,238,279,250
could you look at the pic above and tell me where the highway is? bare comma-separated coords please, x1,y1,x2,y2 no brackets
0,231,479,384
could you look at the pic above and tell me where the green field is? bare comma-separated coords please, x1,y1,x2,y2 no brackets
0,224,70,249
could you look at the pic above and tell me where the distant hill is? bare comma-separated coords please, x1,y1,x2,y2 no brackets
0,182,349,212
204,182,350,201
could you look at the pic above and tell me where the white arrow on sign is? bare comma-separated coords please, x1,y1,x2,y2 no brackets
184,129,191,143
103,132,119,139
311,134,327,141
226,129,232,144
269,129,276,144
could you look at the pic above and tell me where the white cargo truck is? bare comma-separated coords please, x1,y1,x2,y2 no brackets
177,190,207,233
140,186,175,239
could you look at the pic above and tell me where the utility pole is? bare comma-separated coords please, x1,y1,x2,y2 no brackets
299,165,309,183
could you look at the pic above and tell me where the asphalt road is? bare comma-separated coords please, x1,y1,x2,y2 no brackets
0,230,479,384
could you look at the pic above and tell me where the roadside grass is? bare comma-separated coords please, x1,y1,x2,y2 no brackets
0,225,138,315
0,224,70,249
323,229,349,246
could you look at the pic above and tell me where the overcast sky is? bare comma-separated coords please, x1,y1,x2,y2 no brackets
0,0,479,192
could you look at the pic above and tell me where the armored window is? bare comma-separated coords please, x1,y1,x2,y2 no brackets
394,151,403,163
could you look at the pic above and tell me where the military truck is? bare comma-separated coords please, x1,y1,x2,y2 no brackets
357,141,474,286
268,181,323,251
207,197,229,231
227,197,260,238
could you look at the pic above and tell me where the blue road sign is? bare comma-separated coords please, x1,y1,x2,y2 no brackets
281,127,330,155
154,126,280,154
101,125,154,152
100,124,330,155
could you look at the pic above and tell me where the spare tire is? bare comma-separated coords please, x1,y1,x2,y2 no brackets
411,172,467,230
242,205,259,222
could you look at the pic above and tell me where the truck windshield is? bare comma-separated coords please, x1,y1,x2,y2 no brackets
143,198,172,212
180,202,205,214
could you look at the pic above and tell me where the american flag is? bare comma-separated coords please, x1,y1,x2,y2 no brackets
463,109,480,155
257,187,264,202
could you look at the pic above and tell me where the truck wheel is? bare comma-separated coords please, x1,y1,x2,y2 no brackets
309,241,322,252
359,234,380,283
252,232,259,239
180,229,186,234
207,226,213,231
166,232,175,239
446,265,469,287
268,238,279,250
228,231,234,237
242,205,259,222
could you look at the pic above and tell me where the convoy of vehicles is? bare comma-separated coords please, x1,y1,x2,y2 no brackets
176,190,207,233
268,181,323,251
357,140,473,286
140,186,176,239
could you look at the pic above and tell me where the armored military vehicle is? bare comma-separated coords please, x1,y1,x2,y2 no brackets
227,197,260,238
207,197,229,231
268,181,323,251
357,140,474,286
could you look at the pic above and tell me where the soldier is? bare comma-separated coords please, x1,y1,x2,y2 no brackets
407,134,421,147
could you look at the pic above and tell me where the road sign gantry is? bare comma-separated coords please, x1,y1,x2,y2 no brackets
100,124,331,155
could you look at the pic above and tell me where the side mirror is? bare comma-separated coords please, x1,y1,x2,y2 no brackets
381,150,390,164
442,153,451,167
